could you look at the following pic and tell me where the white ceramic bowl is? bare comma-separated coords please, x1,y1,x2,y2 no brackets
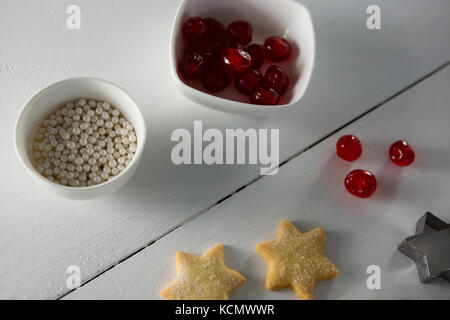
170,0,315,115
15,77,147,200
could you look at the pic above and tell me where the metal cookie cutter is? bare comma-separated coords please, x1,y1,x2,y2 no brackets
397,212,450,283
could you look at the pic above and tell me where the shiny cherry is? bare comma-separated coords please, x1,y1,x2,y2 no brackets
179,44,212,79
227,20,252,45
250,86,280,105
336,135,363,161
200,60,232,92
221,48,252,73
235,69,263,95
345,169,377,199
182,17,207,42
389,141,415,166
264,65,289,94
245,44,264,69
203,17,226,41
264,36,292,62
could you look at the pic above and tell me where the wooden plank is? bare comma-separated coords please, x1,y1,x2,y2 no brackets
1,0,450,299
66,65,450,300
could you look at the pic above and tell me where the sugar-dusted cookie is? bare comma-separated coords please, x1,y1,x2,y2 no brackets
255,220,338,300
160,244,245,300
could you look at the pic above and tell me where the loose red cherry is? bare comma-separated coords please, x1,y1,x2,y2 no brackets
182,17,207,42
245,44,264,69
250,86,280,105
179,44,212,79
235,69,263,95
389,140,415,166
227,20,252,45
200,60,232,92
264,65,289,94
345,169,377,198
336,135,363,162
221,48,252,73
264,36,292,62
203,17,226,42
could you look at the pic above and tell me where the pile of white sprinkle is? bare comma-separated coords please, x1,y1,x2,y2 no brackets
33,98,137,187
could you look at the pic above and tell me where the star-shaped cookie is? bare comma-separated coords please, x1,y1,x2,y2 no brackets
255,220,338,300
160,244,245,300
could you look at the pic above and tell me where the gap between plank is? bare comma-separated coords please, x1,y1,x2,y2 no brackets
58,60,450,300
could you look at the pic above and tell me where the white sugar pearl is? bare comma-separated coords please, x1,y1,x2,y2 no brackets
112,109,120,117
67,164,75,172
103,166,111,174
129,143,137,152
66,141,76,149
111,116,119,124
76,165,83,172
88,158,96,166
88,100,96,107
118,157,125,165
91,165,99,173
129,135,137,143
101,112,109,120
99,157,107,164
102,102,111,110
78,99,86,107
74,157,83,165
83,164,90,172
75,107,83,115
127,153,134,160
108,160,117,168
73,114,81,122
100,172,109,180
111,168,119,176
93,176,102,184
117,164,124,172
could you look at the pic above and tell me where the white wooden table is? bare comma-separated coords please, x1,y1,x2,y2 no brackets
1,0,450,300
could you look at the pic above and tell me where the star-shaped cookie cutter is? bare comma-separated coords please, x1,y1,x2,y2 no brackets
397,212,450,283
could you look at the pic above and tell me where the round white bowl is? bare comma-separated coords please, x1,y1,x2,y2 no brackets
170,0,316,116
15,77,147,200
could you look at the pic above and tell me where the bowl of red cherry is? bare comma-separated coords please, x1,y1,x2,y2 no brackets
170,0,315,115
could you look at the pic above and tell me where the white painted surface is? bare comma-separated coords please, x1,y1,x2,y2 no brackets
0,0,449,299
67,65,450,300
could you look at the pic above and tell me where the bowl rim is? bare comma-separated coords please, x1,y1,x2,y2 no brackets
14,76,147,192
169,0,316,112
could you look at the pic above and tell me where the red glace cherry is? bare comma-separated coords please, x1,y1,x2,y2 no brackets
336,135,363,162
245,44,264,69
345,169,377,198
235,69,263,95
182,17,207,42
221,48,252,73
264,65,289,94
227,20,253,45
264,36,292,62
250,86,280,105
389,141,415,166
203,17,226,42
200,60,232,92
179,44,213,79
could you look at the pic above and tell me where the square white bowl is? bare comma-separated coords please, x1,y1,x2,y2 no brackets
170,0,315,116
